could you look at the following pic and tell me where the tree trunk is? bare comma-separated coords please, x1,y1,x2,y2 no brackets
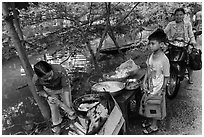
11,3,24,40
2,2,50,120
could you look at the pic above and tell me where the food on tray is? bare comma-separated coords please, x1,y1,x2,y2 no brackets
87,103,108,133
78,101,99,111
73,122,87,134
69,124,85,135
76,102,109,134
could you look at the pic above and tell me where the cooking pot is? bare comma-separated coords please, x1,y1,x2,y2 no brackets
73,93,115,134
73,94,101,117
91,81,125,96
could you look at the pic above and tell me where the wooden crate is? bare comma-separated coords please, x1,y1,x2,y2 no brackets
98,96,125,135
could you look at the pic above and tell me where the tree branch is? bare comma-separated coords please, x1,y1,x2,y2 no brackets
111,2,120,10
116,2,140,26
95,23,108,58
87,2,93,28
22,11,106,29
95,3,110,56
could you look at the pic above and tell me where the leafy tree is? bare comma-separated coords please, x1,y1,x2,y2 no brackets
3,2,201,61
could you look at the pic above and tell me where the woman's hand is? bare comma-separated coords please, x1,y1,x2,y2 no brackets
47,96,58,104
37,90,47,97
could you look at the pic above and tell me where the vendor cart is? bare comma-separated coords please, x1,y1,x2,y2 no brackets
90,68,146,134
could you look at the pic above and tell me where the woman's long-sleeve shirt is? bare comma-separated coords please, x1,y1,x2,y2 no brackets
164,20,196,44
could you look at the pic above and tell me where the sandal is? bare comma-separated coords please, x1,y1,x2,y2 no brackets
51,119,66,135
142,121,151,128
51,124,61,135
188,79,193,84
68,111,77,120
143,126,158,134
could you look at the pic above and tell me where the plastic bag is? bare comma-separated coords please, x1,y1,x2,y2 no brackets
117,59,140,73
189,48,202,70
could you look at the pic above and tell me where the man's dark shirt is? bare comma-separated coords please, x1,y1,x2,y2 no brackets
33,64,70,92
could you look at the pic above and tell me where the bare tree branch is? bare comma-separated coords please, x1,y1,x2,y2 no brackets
116,2,140,26
87,2,93,28
95,3,109,56
111,2,120,9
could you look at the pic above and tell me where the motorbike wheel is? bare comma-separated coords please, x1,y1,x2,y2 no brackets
166,73,180,99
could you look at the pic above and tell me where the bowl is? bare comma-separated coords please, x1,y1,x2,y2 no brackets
125,79,141,90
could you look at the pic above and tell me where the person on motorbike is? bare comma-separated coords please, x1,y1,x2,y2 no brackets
164,8,196,84
193,10,202,42
33,61,75,134
193,10,202,32
140,29,170,134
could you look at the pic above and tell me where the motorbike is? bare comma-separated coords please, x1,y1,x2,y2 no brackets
164,39,189,99
165,31,202,99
